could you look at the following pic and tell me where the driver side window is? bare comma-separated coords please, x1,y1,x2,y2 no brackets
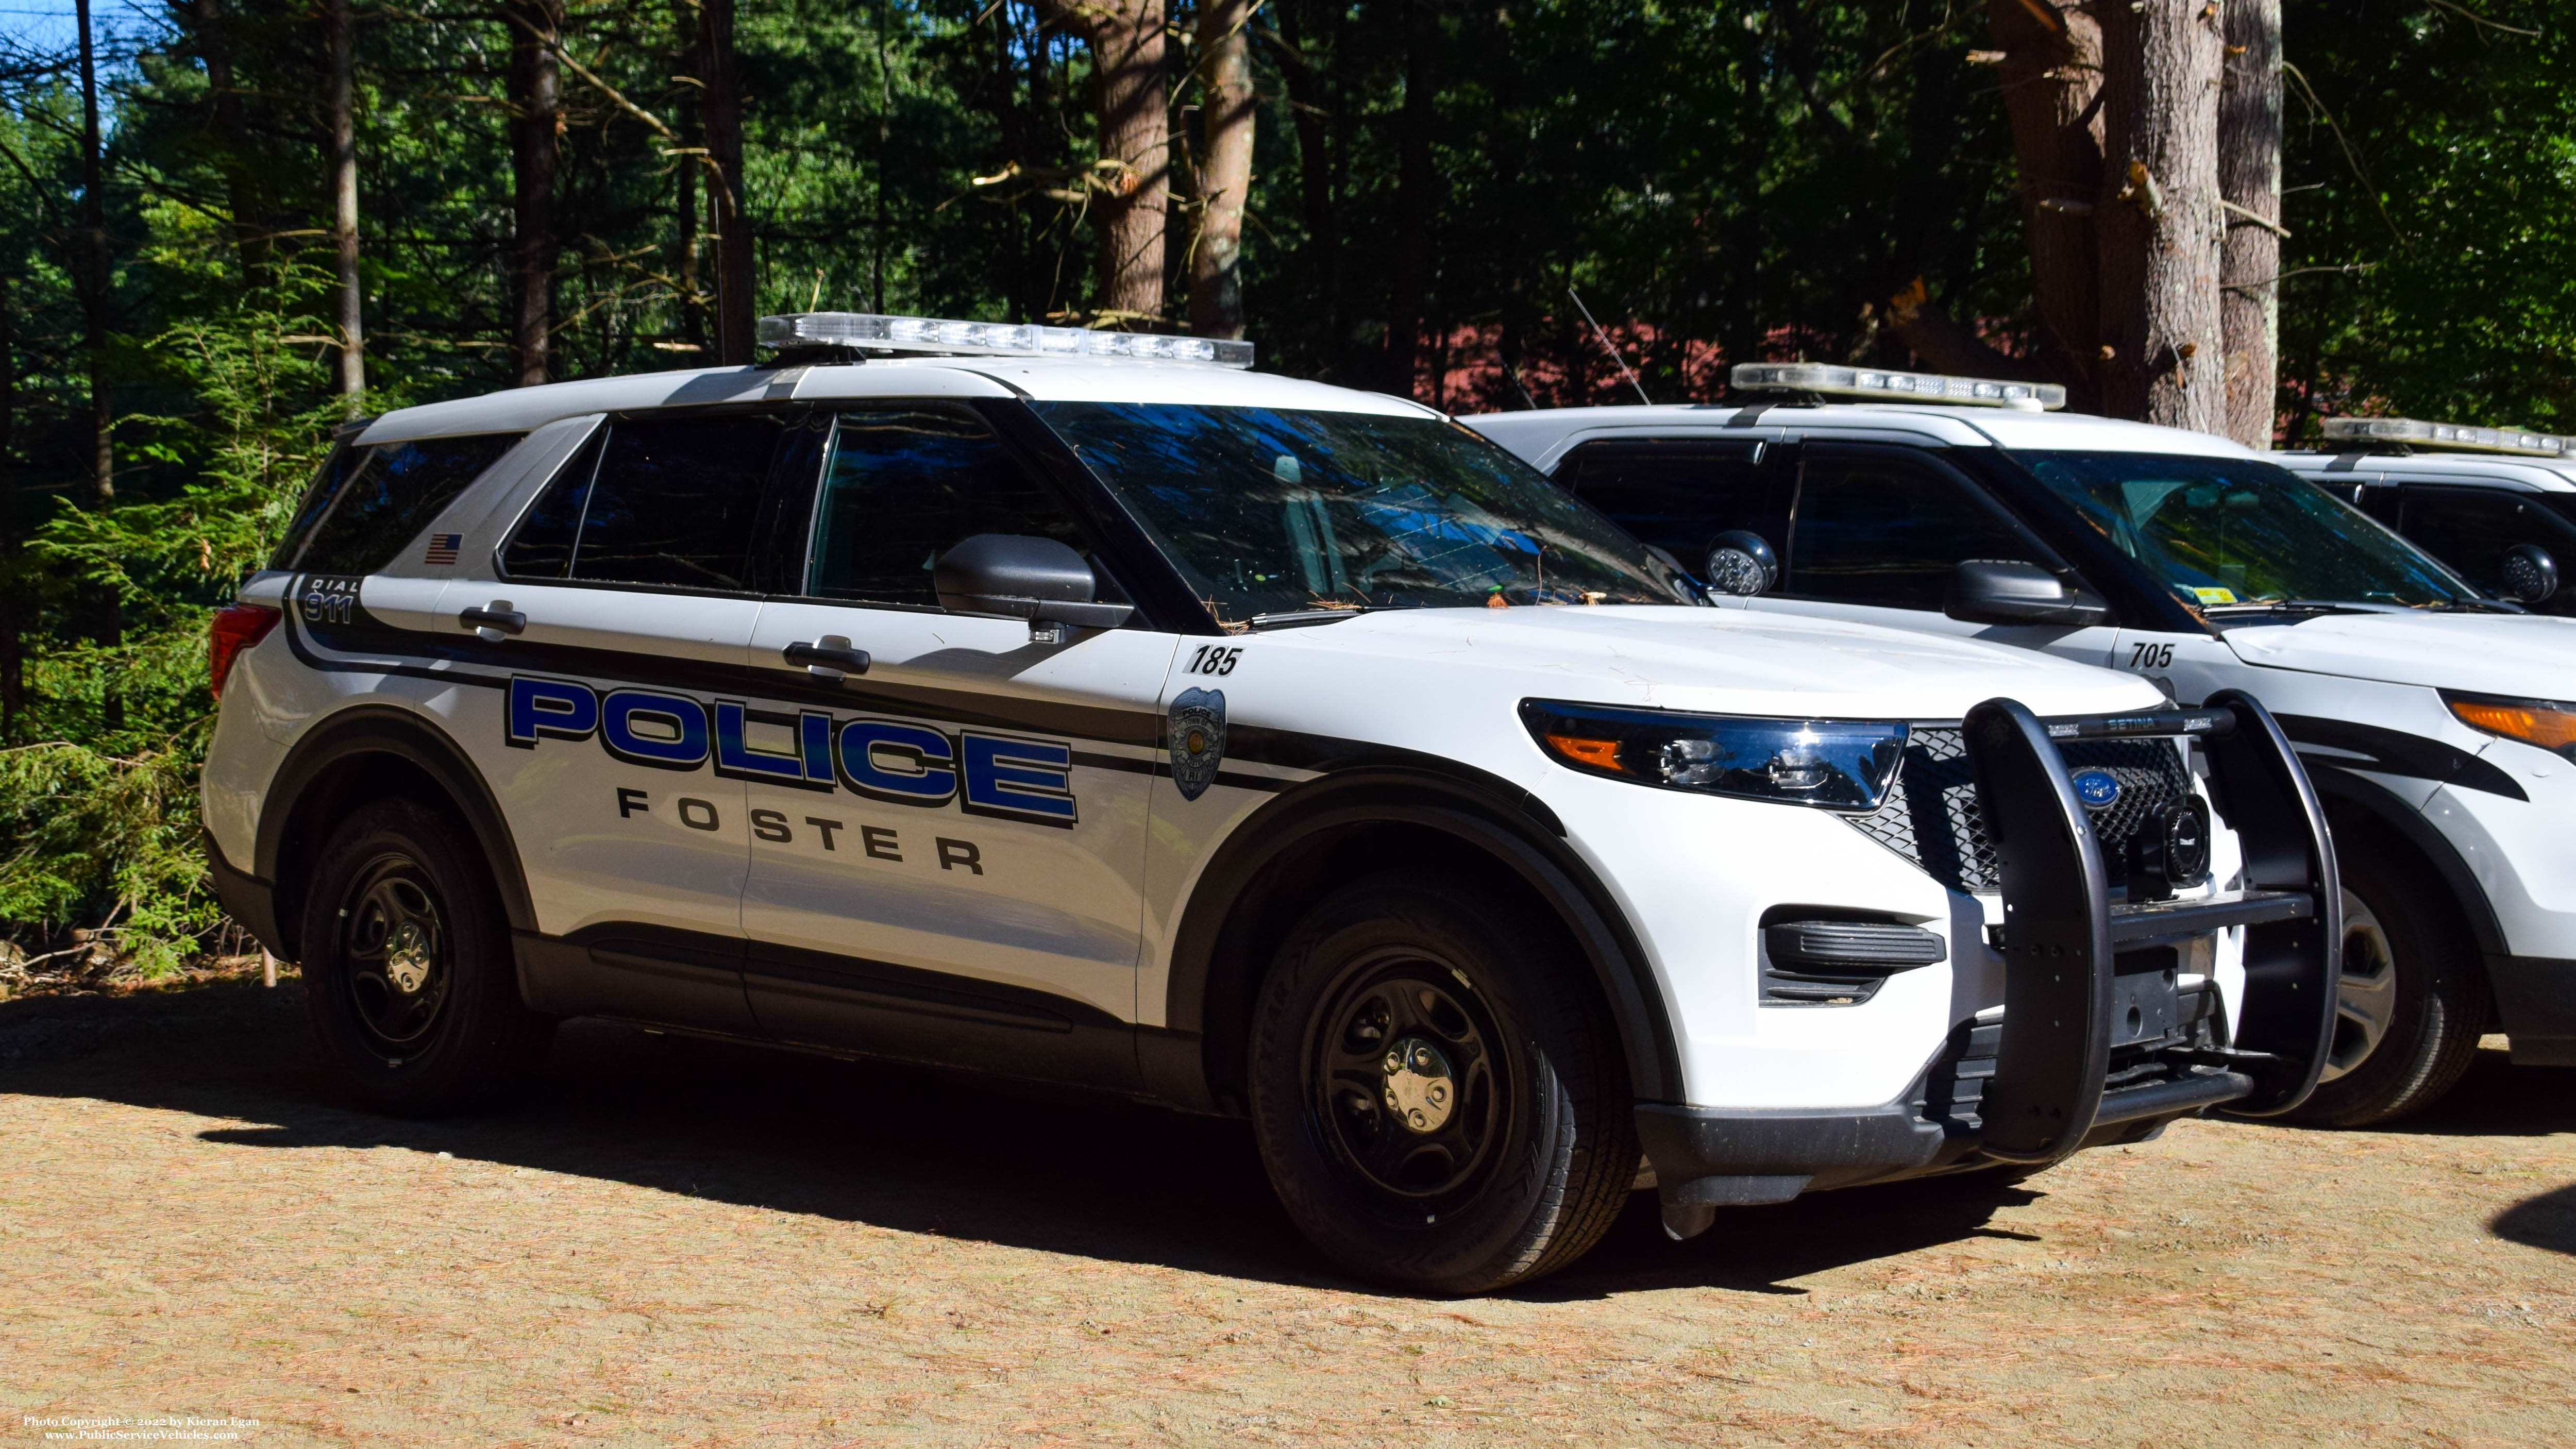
1787,446,2046,611
804,408,1113,607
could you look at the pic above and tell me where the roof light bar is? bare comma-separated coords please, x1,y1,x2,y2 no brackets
1731,362,2064,411
756,311,1255,369
2320,416,2568,459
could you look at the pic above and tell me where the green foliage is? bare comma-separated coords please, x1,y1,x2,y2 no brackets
2,0,2571,969
2282,0,2576,433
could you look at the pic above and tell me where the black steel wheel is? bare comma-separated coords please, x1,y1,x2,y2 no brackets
1249,874,1636,1295
299,798,552,1113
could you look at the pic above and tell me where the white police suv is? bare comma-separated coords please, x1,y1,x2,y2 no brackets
2277,417,2576,620
202,319,2335,1293
1469,364,2572,1129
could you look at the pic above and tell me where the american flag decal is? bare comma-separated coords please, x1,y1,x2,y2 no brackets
424,533,463,565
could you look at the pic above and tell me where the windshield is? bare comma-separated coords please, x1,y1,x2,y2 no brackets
2016,451,2481,611
1033,402,1691,624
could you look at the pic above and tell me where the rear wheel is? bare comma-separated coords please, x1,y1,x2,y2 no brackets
299,798,552,1114
1247,875,1636,1294
2287,843,2487,1127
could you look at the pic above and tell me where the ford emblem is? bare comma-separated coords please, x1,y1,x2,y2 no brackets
2072,769,2122,810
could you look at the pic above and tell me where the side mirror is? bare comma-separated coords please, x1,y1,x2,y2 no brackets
1704,530,1781,596
2502,543,2560,604
1945,559,2109,627
933,533,1136,628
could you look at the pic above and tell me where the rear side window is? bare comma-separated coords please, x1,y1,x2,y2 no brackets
271,433,523,574
500,413,789,592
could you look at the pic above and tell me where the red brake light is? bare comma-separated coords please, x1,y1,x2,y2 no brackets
209,603,282,699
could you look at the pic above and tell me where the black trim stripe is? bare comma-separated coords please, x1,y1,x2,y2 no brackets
2276,713,2528,801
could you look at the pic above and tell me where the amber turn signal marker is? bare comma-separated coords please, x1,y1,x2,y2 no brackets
2447,696,2576,754
1541,733,1626,773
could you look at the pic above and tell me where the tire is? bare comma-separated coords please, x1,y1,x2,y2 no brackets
298,798,553,1114
1247,874,1638,1294
2286,841,2489,1127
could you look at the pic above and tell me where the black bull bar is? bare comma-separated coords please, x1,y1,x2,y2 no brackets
1967,688,2341,1161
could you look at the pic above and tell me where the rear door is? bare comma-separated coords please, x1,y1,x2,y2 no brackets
732,403,1175,1084
466,409,800,1031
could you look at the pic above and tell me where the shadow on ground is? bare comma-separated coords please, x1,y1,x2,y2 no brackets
2492,1185,2576,1256
2376,1039,2576,1139
3,981,2564,1296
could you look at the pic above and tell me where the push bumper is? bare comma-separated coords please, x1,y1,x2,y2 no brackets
1644,691,2340,1233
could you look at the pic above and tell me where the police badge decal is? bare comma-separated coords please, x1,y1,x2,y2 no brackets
1169,687,1227,801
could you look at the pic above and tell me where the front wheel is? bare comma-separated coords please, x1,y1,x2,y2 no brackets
298,798,553,1114
2285,844,2488,1127
1247,875,1637,1294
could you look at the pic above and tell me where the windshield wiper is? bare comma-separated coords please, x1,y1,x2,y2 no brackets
2201,599,2397,616
1245,605,1386,630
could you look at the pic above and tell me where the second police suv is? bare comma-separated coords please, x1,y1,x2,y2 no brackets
201,317,2337,1293
1471,364,2576,1129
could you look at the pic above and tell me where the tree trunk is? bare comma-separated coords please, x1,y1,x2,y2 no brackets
75,0,120,733
2218,0,2282,449
179,0,267,280
1,271,18,744
1045,0,1169,324
2094,0,2225,429
1984,0,2105,406
507,0,561,386
1188,0,1253,339
326,0,363,402
698,0,755,362
1382,0,1435,396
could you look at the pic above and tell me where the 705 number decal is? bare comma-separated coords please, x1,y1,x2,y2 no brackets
2128,641,2176,670
1187,645,1242,677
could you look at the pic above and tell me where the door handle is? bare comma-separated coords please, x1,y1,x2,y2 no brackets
459,601,526,640
784,636,871,679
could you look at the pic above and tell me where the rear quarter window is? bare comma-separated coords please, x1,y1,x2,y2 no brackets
271,432,525,574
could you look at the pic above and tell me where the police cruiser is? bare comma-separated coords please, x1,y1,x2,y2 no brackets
202,318,2334,1293
2277,417,2576,620
1469,364,2570,1128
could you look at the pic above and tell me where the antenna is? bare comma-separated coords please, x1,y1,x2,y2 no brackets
1567,287,1652,406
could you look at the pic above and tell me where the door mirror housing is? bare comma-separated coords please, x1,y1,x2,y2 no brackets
1704,530,1781,596
2502,543,2560,604
1945,559,2109,627
933,533,1137,628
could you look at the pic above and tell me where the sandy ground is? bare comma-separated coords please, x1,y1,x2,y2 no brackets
2,976,2570,1447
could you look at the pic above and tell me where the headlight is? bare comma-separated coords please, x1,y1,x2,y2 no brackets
2445,690,2576,762
1520,700,1908,811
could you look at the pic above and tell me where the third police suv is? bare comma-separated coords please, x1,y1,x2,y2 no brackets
201,316,2336,1293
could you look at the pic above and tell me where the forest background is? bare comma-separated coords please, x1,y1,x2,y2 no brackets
1,0,2571,975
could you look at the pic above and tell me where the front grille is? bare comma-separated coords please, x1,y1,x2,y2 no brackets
1843,725,2192,895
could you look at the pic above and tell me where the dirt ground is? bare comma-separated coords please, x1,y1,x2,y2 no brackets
2,975,2570,1447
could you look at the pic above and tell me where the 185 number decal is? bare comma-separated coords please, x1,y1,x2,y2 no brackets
1188,645,1242,676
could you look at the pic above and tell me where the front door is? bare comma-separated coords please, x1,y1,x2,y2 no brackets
1741,442,2124,669
732,404,1175,1084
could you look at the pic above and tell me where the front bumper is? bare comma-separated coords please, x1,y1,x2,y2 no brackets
1641,692,2341,1227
